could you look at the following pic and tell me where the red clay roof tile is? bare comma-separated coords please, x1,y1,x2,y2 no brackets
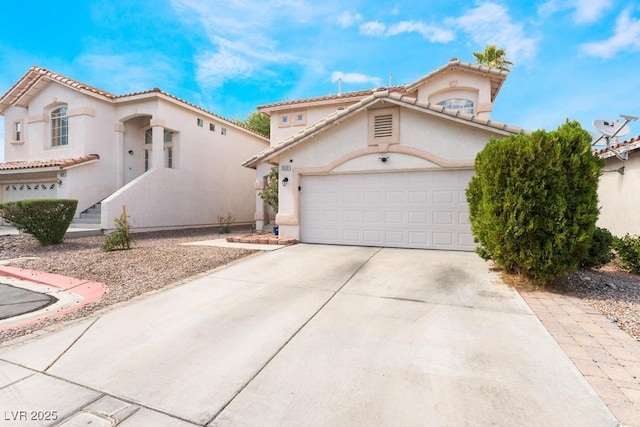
0,154,99,171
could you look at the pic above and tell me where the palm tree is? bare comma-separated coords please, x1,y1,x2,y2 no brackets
473,45,513,71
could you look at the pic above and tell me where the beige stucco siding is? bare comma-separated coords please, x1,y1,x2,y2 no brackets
598,155,640,237
272,105,502,240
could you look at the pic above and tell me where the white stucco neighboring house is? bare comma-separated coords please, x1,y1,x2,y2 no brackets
596,134,640,237
0,67,269,231
244,58,527,251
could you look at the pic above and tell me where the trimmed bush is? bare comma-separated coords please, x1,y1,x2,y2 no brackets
613,234,640,275
580,227,614,268
0,199,77,245
466,120,603,284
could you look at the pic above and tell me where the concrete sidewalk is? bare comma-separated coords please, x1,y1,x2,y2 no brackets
0,245,619,426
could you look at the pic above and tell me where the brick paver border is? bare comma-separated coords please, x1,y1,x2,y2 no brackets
522,291,640,427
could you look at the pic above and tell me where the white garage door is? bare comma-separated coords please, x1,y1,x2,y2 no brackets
2,182,58,203
300,170,475,251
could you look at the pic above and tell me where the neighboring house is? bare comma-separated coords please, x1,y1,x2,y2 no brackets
596,135,640,237
244,58,527,251
0,67,268,231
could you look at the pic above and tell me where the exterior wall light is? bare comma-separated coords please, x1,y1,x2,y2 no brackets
379,156,389,163
282,177,289,186
128,150,134,155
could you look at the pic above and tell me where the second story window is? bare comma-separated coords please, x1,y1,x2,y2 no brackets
14,121,22,141
51,107,68,146
437,98,474,114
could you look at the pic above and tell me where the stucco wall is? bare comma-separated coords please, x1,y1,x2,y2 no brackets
273,104,501,239
415,70,493,118
3,81,268,228
3,84,122,214
102,100,268,230
597,155,640,237
269,100,359,146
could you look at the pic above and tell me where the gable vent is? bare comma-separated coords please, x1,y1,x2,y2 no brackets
374,114,393,138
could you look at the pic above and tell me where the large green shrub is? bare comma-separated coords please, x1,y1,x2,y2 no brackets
1,199,78,245
467,121,603,284
613,234,640,274
580,227,614,268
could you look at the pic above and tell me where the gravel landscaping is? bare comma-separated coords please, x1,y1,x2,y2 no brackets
548,265,640,341
0,228,257,343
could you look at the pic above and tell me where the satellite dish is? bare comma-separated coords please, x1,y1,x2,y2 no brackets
593,119,630,137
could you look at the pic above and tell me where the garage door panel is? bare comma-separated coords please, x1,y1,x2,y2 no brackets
363,211,381,224
300,171,475,251
408,211,428,224
363,230,383,244
386,191,404,204
385,211,403,224
408,231,429,245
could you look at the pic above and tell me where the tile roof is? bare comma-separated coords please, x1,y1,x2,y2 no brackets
595,134,640,159
404,58,509,102
257,86,407,111
0,67,267,139
243,90,528,168
256,58,509,112
0,154,100,171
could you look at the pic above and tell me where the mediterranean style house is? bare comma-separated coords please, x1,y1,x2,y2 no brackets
244,58,527,251
0,67,268,231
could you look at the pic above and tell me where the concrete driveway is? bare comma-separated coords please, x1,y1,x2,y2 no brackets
0,245,617,426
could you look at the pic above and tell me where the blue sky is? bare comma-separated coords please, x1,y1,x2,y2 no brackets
1,0,640,161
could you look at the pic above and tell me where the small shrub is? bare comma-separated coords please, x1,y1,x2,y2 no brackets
0,199,77,245
259,167,279,212
102,214,131,251
216,212,235,233
580,227,614,268
613,234,640,274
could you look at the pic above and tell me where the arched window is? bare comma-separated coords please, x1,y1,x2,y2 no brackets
437,98,474,114
51,107,68,146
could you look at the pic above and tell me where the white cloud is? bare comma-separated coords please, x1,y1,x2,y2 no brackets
171,0,322,88
387,21,455,43
196,50,254,88
337,11,363,28
75,53,180,94
580,8,640,58
331,71,382,87
450,2,538,63
572,0,612,24
359,20,454,43
359,21,387,36
538,0,613,24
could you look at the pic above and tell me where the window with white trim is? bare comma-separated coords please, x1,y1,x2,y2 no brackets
221,127,227,135
164,130,174,168
13,121,22,142
437,98,474,114
197,118,204,127
209,123,215,131
51,107,68,146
